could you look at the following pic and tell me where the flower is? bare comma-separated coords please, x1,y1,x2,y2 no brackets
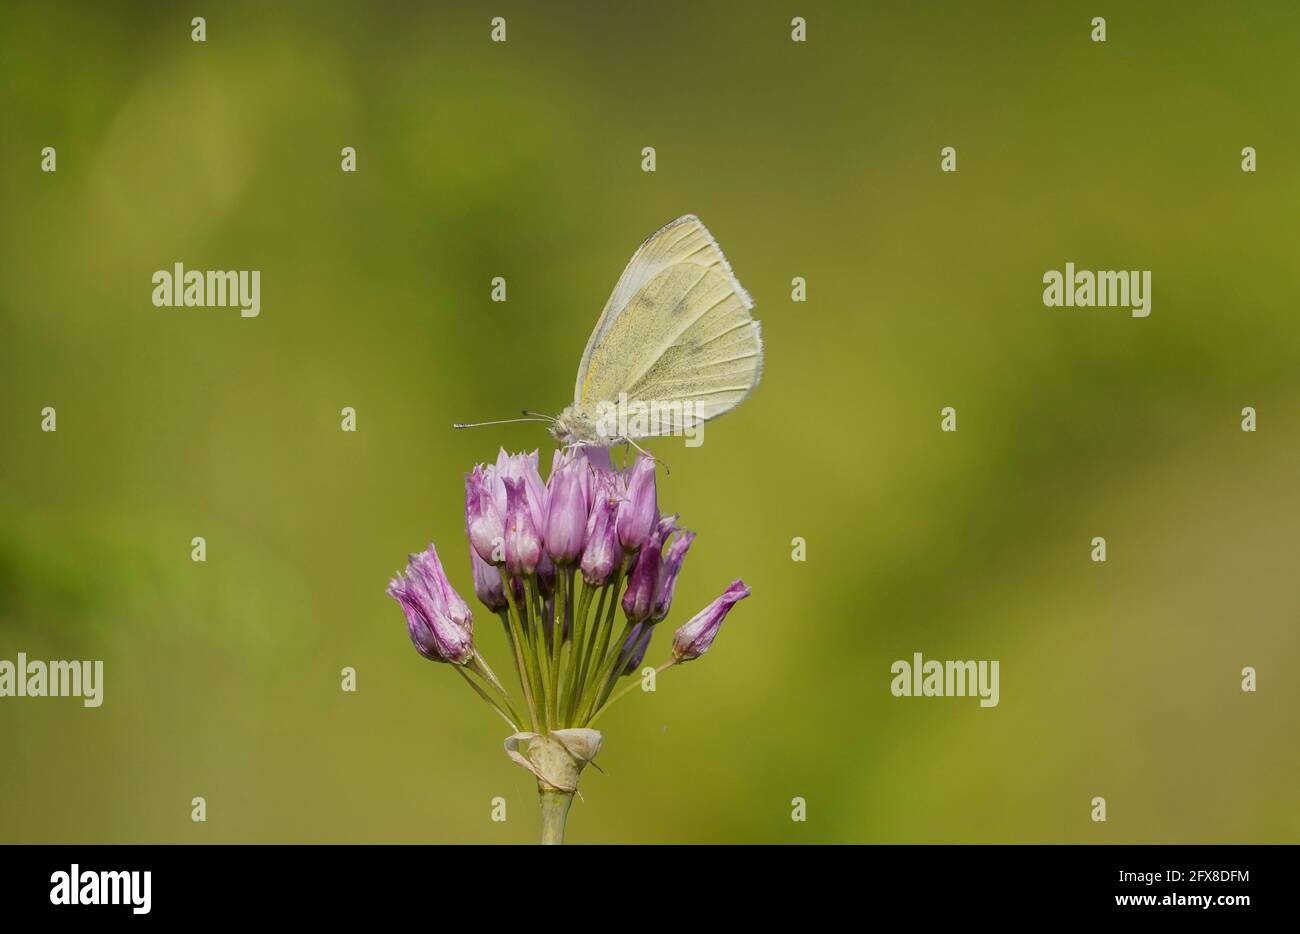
616,455,657,551
537,554,557,598
619,623,652,675
503,476,543,576
622,516,673,623
496,448,547,532
387,544,475,664
388,443,755,844
671,580,750,663
651,528,695,622
580,472,621,586
544,450,590,564
465,465,504,564
469,546,508,614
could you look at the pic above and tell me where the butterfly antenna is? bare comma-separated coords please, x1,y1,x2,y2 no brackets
521,410,556,422
453,417,553,429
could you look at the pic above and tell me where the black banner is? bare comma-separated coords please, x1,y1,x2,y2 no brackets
0,844,1285,920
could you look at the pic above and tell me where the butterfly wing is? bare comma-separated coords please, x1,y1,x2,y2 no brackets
574,215,762,437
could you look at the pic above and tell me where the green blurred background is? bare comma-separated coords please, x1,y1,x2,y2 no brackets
2,1,1297,843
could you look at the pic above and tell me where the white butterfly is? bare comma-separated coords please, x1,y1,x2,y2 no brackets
458,215,762,449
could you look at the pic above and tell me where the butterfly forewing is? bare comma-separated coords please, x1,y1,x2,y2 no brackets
575,215,762,437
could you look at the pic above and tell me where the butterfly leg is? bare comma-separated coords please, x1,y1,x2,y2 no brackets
623,437,669,475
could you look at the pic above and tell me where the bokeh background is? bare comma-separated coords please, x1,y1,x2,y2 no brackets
2,1,1297,843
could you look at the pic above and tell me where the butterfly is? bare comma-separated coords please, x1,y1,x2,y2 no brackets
458,215,763,450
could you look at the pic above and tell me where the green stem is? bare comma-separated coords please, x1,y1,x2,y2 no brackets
575,560,628,716
588,659,676,727
539,788,573,845
593,624,653,713
562,581,595,725
578,620,633,724
548,571,567,727
496,610,535,732
455,666,519,731
467,653,526,729
500,568,543,731
571,585,608,720
527,576,553,730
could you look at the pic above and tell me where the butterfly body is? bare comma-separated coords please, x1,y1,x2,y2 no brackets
551,403,616,447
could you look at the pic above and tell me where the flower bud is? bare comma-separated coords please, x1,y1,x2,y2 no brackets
619,623,652,676
387,543,475,665
503,476,542,576
621,530,664,623
622,515,675,622
536,554,557,598
650,528,695,622
496,448,548,532
469,546,508,614
544,450,590,564
671,579,750,663
464,465,504,564
616,455,657,551
580,479,621,587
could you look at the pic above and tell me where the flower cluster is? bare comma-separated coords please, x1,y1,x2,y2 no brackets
387,447,750,738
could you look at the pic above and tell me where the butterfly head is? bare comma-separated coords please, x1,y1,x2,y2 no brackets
551,403,612,447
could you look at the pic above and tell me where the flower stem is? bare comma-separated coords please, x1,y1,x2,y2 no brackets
575,561,627,718
455,666,519,731
538,788,574,845
467,654,526,729
500,569,542,731
578,620,633,724
548,571,567,727
562,581,595,724
570,584,608,721
587,659,676,727
526,576,553,729
591,625,652,713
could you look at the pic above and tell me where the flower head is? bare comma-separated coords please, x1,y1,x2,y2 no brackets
387,544,475,664
671,579,750,663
